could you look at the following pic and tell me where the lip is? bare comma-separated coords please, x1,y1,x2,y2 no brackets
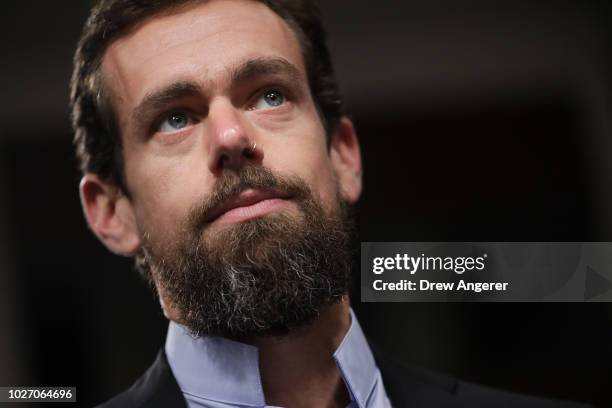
206,189,292,224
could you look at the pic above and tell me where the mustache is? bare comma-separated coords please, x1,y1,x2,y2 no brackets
187,165,311,233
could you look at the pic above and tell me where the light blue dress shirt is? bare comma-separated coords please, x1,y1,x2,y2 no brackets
165,309,392,408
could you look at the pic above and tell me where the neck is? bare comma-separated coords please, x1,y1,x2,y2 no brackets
163,293,353,407
249,297,352,408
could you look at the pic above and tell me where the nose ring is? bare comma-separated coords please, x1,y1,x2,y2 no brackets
251,142,257,153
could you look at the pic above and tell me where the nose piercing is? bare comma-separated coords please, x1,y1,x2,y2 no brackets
251,142,257,153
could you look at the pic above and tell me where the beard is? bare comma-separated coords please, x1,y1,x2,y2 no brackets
135,165,355,339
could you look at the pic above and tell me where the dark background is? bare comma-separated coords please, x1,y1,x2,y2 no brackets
1,1,612,406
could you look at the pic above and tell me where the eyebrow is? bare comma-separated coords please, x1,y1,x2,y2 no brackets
229,57,303,86
132,81,203,128
131,57,305,129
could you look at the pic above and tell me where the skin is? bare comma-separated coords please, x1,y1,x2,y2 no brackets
79,1,362,406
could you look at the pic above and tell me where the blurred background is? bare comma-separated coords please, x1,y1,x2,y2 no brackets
1,0,612,406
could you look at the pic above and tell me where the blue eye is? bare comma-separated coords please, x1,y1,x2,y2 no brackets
159,111,191,132
253,89,286,110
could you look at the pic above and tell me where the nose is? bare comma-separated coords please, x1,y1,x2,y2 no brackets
206,99,261,174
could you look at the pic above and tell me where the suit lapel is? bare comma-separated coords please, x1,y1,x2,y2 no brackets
132,350,188,408
369,340,459,406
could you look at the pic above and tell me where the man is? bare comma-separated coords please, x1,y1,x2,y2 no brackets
70,0,593,407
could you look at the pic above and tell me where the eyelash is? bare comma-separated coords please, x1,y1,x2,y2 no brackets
151,109,196,136
248,86,292,109
150,85,293,134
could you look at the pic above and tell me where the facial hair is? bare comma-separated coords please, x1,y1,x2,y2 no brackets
135,165,354,339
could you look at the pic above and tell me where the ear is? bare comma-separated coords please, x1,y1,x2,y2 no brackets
329,117,362,204
79,174,141,256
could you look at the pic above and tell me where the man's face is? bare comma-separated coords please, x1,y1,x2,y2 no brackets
95,0,361,336
103,0,343,240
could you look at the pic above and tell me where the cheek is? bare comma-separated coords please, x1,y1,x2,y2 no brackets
124,152,210,237
262,125,339,213
312,158,342,214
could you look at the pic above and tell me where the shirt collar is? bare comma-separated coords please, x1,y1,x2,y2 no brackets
334,309,378,408
165,308,378,408
165,324,265,406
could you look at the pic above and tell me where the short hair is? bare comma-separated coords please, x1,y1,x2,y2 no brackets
70,0,343,190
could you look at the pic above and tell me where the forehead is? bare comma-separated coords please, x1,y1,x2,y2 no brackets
102,0,305,109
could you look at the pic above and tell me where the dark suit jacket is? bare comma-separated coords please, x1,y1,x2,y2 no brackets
97,346,594,408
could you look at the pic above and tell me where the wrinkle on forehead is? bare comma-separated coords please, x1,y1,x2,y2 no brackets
101,0,305,119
